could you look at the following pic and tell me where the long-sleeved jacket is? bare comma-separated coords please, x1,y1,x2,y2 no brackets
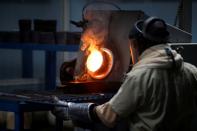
96,44,197,131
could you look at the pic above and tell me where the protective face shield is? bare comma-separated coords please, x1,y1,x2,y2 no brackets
129,39,140,65
129,16,169,43
128,16,169,64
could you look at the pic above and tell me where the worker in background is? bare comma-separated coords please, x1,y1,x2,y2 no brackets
52,17,197,131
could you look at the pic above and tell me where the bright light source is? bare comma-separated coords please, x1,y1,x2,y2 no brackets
86,49,103,72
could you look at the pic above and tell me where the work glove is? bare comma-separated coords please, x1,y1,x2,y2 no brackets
51,96,98,123
51,96,70,120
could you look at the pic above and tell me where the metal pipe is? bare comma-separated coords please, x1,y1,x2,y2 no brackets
0,92,68,107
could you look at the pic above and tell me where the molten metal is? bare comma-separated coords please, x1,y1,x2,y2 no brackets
86,48,113,79
86,49,103,72
78,24,114,80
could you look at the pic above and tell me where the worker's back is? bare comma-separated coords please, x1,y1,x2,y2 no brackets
156,62,197,131
109,44,197,131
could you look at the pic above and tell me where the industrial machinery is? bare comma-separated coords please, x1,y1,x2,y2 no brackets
0,2,194,130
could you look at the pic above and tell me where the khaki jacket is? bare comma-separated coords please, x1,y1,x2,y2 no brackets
108,44,197,131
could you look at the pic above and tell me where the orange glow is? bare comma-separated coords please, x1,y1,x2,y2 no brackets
74,28,113,80
86,49,103,72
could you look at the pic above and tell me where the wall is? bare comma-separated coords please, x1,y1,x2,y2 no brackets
0,0,64,79
0,0,64,31
192,2,197,42
0,0,196,80
70,0,196,42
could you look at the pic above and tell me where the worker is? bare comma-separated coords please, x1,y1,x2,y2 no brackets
52,16,197,131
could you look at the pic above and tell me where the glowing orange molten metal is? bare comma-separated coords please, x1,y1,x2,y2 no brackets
86,49,103,72
86,47,113,79
78,29,113,80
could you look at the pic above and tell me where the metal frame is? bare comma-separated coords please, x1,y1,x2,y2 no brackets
0,42,78,130
0,98,58,131
0,42,79,90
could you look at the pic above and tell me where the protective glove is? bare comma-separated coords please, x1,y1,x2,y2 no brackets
51,96,99,123
51,96,70,120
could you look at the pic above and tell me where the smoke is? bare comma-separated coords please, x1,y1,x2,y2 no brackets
74,1,121,81
80,1,120,52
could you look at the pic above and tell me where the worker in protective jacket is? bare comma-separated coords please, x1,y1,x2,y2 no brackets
52,16,197,131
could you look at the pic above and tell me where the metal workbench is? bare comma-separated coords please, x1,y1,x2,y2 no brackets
0,97,56,131
0,89,83,131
